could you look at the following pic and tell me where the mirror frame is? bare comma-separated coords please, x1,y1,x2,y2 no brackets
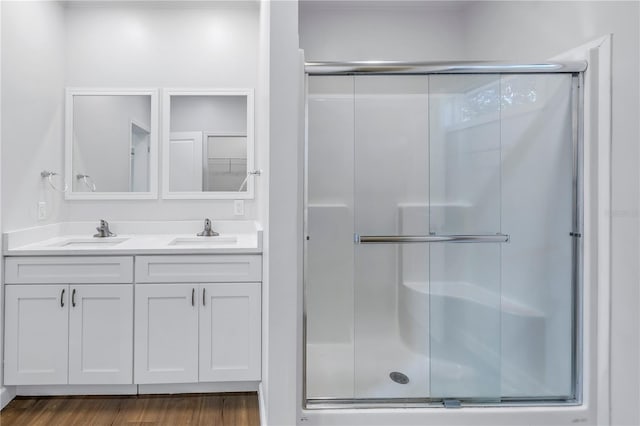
65,88,159,200
162,88,255,200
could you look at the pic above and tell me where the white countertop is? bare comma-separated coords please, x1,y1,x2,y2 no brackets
3,221,263,256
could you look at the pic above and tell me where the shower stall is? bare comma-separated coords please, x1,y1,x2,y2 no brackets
303,62,585,407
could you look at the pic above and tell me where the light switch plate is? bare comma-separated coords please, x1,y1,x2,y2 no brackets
234,200,244,216
37,201,47,220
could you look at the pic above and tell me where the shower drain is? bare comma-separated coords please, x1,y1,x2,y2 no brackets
389,371,410,384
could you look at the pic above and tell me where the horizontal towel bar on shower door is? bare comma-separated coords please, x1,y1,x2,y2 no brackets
356,234,510,244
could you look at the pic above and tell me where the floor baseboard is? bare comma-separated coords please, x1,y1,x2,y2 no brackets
1,386,17,410
258,382,267,426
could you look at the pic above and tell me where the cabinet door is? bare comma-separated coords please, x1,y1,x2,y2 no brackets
4,285,69,385
68,284,133,384
135,284,199,384
199,283,261,382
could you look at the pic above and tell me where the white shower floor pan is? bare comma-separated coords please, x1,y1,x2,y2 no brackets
306,337,476,400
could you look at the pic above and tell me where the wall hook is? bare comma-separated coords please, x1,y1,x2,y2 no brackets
237,169,263,192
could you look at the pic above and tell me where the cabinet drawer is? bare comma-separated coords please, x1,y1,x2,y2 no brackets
135,255,262,283
5,257,134,284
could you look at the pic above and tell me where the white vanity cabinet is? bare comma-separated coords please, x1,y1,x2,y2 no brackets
67,284,134,385
4,285,69,385
134,255,262,384
134,284,199,384
2,250,262,390
199,282,261,382
3,257,134,386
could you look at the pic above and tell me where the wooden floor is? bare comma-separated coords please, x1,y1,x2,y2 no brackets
0,393,260,426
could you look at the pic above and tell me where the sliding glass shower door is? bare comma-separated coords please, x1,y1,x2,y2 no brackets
353,76,433,399
427,75,504,400
305,72,578,405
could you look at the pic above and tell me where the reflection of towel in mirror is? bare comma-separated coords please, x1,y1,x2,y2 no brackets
76,174,97,192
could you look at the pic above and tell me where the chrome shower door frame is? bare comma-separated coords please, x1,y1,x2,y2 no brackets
303,64,584,409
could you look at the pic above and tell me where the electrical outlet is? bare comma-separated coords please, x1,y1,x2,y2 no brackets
234,200,244,216
37,201,47,220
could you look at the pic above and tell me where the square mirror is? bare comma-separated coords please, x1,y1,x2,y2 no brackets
162,89,255,199
65,88,159,200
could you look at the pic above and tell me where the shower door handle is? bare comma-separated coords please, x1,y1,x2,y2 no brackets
356,234,510,244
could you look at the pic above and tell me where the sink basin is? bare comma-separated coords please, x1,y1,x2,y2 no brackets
50,237,129,248
169,236,238,246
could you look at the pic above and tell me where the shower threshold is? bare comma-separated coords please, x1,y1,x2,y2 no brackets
305,397,581,410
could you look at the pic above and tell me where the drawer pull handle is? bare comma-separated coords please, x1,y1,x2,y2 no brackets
192,288,195,307
203,288,206,306
72,289,76,308
60,288,65,307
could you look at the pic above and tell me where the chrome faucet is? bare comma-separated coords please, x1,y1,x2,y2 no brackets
197,218,219,237
94,219,116,238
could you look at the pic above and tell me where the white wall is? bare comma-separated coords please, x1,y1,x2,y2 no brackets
57,2,259,225
2,2,262,231
0,6,262,208
0,0,66,408
0,0,4,410
299,1,467,61
257,1,270,423
1,0,66,230
64,3,258,88
264,1,302,425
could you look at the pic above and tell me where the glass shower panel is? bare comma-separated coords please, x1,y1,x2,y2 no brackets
499,74,574,398
305,76,355,399
353,76,429,398
305,71,579,406
428,75,502,400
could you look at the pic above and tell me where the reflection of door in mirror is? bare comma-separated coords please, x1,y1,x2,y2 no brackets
130,121,150,192
167,94,250,195
169,132,204,191
72,94,152,193
204,134,247,191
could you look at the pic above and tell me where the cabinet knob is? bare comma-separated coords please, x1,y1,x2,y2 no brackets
72,289,76,308
60,288,65,307
191,288,195,307
202,288,206,306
